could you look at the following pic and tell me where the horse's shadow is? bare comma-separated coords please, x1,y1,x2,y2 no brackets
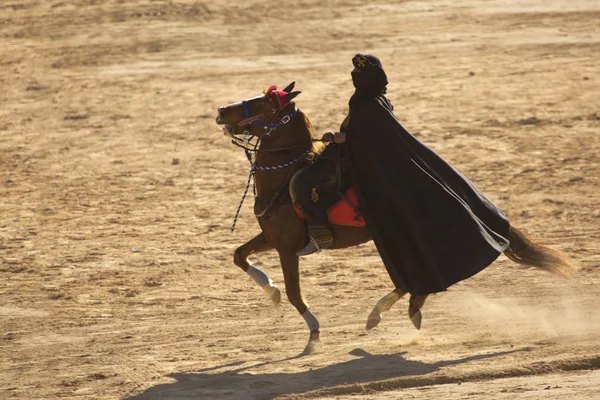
125,347,524,400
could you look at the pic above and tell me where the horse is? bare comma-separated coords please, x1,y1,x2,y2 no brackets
215,82,576,354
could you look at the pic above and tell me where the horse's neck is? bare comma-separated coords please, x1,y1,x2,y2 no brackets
254,111,314,198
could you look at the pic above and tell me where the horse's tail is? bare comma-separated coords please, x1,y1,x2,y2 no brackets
504,225,577,279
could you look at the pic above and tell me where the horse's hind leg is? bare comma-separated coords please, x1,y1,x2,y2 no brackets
408,294,429,330
234,232,280,305
366,288,406,330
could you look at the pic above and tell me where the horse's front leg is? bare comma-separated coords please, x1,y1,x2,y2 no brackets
279,249,321,355
366,288,406,330
234,232,280,305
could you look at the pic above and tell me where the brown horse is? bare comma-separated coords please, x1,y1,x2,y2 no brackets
215,83,576,354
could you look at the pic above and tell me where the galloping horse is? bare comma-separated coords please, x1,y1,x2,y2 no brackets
215,82,576,354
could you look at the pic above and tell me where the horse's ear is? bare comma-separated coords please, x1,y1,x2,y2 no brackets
282,81,295,93
283,91,301,104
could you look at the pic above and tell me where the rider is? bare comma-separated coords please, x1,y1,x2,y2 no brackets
292,53,511,297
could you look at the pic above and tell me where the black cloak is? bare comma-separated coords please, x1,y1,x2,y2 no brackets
346,54,510,296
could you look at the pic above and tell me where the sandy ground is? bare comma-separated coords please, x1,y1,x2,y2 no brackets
1,0,599,399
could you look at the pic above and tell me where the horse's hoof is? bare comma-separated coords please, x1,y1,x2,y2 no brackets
365,312,381,330
302,331,321,355
269,286,281,305
303,339,321,355
410,310,422,330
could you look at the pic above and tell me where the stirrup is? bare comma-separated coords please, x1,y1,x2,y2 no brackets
296,240,321,257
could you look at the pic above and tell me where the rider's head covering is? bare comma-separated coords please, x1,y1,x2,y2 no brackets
351,54,388,94
349,54,388,111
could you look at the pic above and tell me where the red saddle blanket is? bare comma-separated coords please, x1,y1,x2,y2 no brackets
293,186,366,227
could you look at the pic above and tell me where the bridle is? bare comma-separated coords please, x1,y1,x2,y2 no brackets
230,95,299,154
237,99,297,136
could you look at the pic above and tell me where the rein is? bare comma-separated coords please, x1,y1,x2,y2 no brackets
231,138,324,154
230,150,311,232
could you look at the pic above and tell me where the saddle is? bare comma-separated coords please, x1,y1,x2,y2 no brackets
293,186,366,227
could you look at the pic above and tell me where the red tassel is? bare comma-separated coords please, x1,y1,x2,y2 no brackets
266,85,287,108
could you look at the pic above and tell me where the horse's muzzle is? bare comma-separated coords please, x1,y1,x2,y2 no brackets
220,123,234,137
215,113,233,136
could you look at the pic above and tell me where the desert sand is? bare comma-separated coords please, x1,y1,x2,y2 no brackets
1,0,599,399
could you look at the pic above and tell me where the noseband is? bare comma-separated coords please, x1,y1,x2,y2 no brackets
237,100,276,136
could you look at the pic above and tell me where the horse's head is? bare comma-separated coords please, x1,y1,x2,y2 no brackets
216,82,301,141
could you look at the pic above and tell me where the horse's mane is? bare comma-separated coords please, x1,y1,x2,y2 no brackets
297,108,325,154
